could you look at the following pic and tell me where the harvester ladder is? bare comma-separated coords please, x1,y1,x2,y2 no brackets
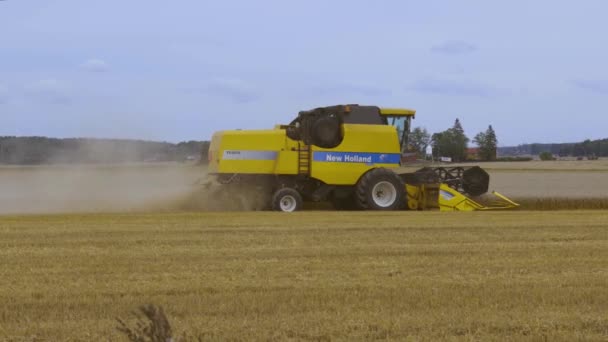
298,143,311,175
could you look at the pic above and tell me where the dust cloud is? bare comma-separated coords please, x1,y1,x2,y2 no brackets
0,163,211,215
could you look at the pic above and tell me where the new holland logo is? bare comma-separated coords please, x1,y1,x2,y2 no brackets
324,154,373,163
313,152,401,164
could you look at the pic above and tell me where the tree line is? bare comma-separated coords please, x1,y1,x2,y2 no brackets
3,128,603,166
498,139,608,158
408,119,498,162
0,137,210,165
410,120,607,161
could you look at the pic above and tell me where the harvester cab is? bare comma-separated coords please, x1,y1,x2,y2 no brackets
380,108,415,155
205,104,518,212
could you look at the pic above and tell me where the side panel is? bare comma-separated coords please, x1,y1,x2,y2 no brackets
310,124,402,185
210,129,299,175
275,150,299,174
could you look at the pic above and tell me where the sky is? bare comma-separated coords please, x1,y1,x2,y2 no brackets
1,0,607,146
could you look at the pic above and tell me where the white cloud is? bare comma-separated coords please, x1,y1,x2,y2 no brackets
25,79,71,104
80,58,109,72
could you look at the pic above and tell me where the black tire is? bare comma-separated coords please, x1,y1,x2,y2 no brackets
310,115,342,148
271,188,303,212
355,168,405,210
462,166,490,197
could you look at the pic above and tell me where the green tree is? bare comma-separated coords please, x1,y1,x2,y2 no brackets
431,119,469,162
451,119,469,162
409,127,431,158
473,125,498,161
539,151,554,161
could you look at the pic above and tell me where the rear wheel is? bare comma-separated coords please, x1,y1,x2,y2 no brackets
272,188,303,212
355,168,405,210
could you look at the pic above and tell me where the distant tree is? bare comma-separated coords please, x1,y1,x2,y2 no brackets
431,131,444,158
496,138,608,158
451,119,469,162
431,119,469,162
473,125,498,161
580,139,594,158
539,151,554,161
409,127,431,158
452,118,465,136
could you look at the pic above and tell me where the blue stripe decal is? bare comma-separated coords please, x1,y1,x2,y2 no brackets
313,152,401,164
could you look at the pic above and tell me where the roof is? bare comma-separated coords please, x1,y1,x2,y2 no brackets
379,107,417,117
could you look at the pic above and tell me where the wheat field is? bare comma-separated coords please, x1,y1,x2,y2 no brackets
1,161,608,340
1,211,607,341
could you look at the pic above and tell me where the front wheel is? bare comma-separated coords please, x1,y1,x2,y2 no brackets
271,188,303,212
355,168,405,210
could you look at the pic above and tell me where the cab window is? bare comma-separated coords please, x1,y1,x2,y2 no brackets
388,116,408,146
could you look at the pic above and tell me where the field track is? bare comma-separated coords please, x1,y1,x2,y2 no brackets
1,211,607,340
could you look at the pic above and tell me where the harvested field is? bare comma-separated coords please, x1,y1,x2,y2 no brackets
481,161,608,207
490,171,608,198
2,161,608,340
1,211,607,341
1,161,608,214
470,159,608,172
0,164,203,215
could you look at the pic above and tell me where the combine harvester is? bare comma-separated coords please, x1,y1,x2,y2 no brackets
205,105,519,212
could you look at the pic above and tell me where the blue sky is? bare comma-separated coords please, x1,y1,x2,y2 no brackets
1,0,607,146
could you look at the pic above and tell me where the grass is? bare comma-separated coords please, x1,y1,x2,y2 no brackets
1,211,607,341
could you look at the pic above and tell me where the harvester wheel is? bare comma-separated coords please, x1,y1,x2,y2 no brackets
355,168,405,210
272,188,303,212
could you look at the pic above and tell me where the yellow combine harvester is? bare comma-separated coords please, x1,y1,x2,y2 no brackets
206,104,518,212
